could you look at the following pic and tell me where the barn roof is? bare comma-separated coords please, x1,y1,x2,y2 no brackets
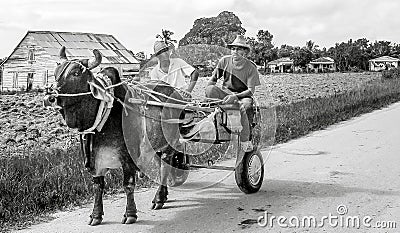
310,57,334,64
1,30,139,65
369,56,400,62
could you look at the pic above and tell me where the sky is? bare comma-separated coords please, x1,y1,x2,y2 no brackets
1,0,400,58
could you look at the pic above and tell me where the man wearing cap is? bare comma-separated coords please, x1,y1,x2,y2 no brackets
150,40,199,98
205,35,261,152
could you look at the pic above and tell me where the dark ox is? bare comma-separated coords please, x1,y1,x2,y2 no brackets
51,47,183,226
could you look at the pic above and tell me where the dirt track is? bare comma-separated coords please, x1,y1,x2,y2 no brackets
13,102,400,233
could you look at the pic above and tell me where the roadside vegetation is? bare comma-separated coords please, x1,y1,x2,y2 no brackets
1,71,400,232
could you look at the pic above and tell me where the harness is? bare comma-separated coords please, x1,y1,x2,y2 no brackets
50,60,115,134
47,61,223,132
46,60,227,171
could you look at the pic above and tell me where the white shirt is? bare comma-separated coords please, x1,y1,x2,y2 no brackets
150,58,195,89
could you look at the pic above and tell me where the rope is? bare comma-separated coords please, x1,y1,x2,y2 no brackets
128,81,189,104
48,64,229,124
55,91,92,97
127,80,224,106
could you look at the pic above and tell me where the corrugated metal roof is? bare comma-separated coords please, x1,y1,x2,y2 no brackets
267,57,293,65
369,56,400,62
310,57,334,64
28,30,139,64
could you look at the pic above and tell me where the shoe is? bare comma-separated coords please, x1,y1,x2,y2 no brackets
241,141,253,152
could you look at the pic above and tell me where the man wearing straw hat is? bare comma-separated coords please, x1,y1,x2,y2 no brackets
150,40,199,98
205,34,261,152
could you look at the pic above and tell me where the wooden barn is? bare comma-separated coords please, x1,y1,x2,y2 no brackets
0,31,140,92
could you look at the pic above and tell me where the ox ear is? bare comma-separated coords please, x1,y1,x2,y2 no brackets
88,49,102,70
59,46,68,60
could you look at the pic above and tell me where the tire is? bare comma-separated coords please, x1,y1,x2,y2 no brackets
167,152,190,187
235,150,264,194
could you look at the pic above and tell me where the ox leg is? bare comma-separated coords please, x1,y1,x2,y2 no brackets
151,152,171,210
89,176,104,226
121,167,138,224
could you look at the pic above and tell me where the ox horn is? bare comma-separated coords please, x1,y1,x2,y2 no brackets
59,46,67,60
88,49,102,70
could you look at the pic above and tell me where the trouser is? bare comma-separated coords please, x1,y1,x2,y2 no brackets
205,85,253,142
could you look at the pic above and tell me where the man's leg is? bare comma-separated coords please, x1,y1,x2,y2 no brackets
205,85,229,99
239,97,254,143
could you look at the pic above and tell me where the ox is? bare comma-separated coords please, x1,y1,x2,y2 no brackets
48,47,183,226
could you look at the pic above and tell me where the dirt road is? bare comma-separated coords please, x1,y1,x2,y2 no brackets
14,103,400,233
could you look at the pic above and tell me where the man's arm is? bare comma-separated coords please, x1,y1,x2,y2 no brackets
186,69,199,93
207,68,220,86
236,86,255,98
222,86,255,104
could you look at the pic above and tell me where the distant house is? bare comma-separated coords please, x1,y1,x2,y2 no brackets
266,57,294,73
308,57,335,73
0,31,140,91
369,56,399,71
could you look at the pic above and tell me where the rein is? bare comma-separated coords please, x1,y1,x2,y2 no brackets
47,61,225,132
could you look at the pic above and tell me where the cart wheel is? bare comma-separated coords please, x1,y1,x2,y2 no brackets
167,152,190,187
235,150,264,193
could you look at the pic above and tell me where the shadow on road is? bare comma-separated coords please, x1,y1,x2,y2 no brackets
148,178,399,232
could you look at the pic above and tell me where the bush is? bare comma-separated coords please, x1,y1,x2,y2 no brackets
348,66,362,73
382,67,400,79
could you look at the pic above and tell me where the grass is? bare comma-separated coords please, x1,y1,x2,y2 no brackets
0,144,155,232
273,77,400,144
1,72,400,232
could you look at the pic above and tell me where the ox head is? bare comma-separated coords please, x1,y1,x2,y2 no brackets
53,46,102,130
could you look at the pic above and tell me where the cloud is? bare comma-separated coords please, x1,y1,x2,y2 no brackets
227,0,400,48
1,0,400,57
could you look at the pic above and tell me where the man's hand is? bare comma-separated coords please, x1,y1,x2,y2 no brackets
222,94,238,104
180,89,192,100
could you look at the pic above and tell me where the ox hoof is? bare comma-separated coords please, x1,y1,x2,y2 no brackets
88,217,103,226
122,215,138,224
151,202,164,210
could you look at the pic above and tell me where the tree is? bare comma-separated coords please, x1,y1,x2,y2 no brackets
370,40,391,57
278,44,295,58
326,38,374,71
333,42,349,71
290,41,319,69
351,38,370,70
291,47,313,68
156,29,177,44
254,30,275,71
246,37,259,63
305,40,319,53
390,43,400,58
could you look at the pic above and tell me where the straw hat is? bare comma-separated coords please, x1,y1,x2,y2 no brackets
153,41,174,56
227,35,250,50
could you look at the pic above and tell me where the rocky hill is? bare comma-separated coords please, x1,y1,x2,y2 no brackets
179,11,246,47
